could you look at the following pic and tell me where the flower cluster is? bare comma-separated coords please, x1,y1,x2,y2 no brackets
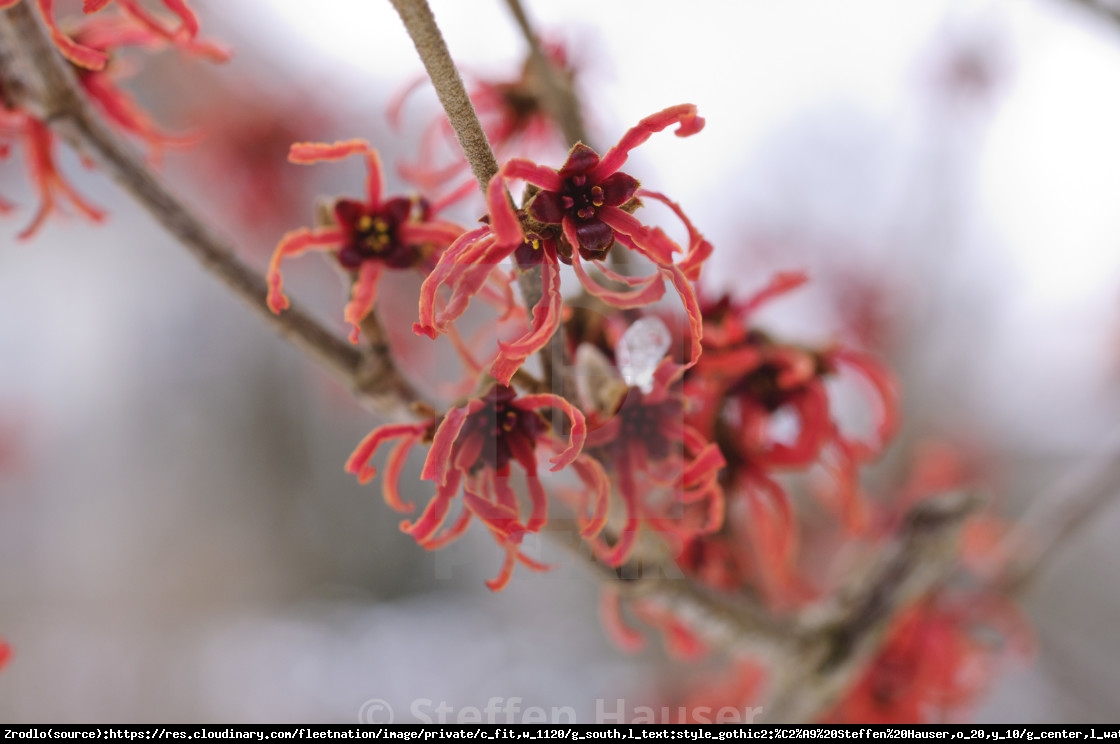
0,0,1035,725
680,273,899,602
1,0,224,238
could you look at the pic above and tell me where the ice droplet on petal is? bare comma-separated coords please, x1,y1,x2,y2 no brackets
616,317,671,393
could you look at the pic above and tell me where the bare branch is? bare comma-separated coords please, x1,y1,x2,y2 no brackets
0,2,423,417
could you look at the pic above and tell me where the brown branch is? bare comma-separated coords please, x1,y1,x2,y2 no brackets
387,0,500,192
760,491,983,724
0,2,423,417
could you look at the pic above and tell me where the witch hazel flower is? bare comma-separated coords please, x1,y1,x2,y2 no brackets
416,104,709,387
266,139,466,343
823,593,1029,724
685,273,899,603
346,384,608,591
0,0,228,71
574,323,726,566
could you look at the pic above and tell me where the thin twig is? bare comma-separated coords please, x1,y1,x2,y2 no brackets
0,2,423,417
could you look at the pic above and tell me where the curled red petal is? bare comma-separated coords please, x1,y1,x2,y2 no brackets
598,448,640,567
600,206,678,266
524,477,546,535
15,117,106,240
590,104,704,182
738,271,810,318
434,233,519,330
402,471,463,543
343,261,383,344
637,189,713,280
381,435,420,513
571,455,610,538
499,157,563,192
289,139,373,165
265,227,345,313
830,347,901,451
414,225,494,338
514,392,587,471
344,421,430,487
463,489,525,542
420,507,472,551
486,170,525,247
570,240,666,309
39,0,109,69
486,544,518,592
490,255,562,385
420,404,473,485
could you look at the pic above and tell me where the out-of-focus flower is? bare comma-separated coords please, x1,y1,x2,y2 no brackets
179,87,331,237
599,587,708,661
583,358,725,566
684,273,898,603
823,594,1029,724
266,139,465,343
0,0,228,71
389,38,574,203
345,384,608,591
0,108,105,239
69,14,197,161
416,105,709,387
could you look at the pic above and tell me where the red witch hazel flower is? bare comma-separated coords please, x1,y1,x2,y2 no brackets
0,0,228,71
823,593,1029,724
684,273,899,604
568,318,726,567
345,384,608,591
416,104,709,387
266,140,466,343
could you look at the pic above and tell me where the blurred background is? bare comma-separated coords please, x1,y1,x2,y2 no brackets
2,0,1120,723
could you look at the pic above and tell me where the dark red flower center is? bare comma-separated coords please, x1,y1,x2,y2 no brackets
610,388,684,462
526,144,639,262
333,196,429,271
456,385,547,475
